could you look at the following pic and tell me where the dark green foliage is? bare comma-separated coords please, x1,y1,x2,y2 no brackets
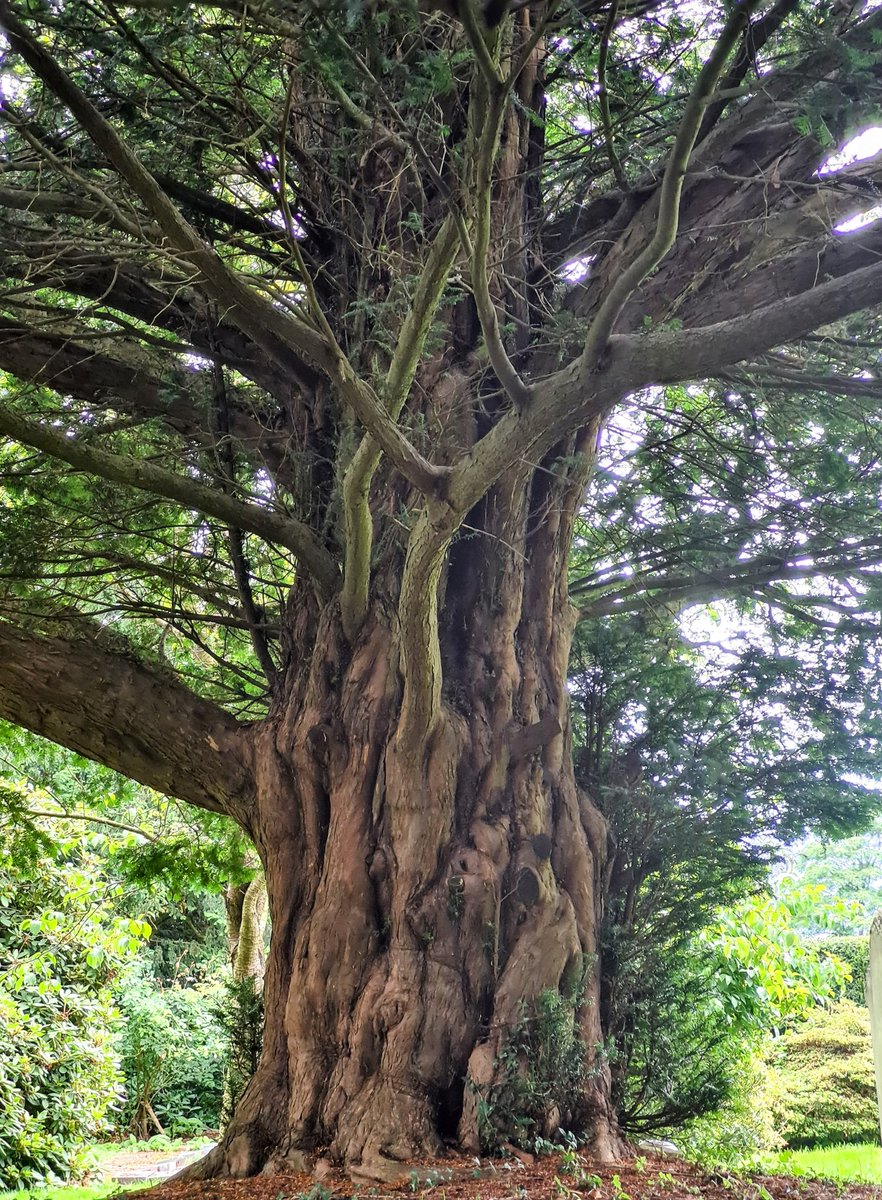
771,1001,879,1148
569,588,881,1134
675,1053,785,1168
819,936,870,1006
608,889,848,1136
143,893,228,987
605,955,735,1135
216,978,265,1128
568,377,882,1126
474,986,587,1153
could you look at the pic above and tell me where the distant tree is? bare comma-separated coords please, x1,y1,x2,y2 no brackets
568,593,882,1129
819,935,870,1005
3,0,882,1177
777,825,882,934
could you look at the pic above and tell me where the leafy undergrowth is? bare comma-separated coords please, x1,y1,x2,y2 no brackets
5,1150,882,1200
96,1151,882,1200
763,1143,882,1184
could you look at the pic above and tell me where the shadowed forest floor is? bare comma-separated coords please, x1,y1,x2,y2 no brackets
114,1152,882,1200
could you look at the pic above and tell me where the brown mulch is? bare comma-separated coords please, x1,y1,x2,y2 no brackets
113,1152,882,1200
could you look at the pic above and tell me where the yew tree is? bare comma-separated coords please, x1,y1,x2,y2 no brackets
2,0,882,1179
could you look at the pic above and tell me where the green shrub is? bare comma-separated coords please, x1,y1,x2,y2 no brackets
115,968,226,1137
817,936,869,1005
216,977,264,1128
0,985,123,1189
770,1000,878,1148
472,985,587,1152
0,798,145,1188
614,888,851,1136
676,1051,785,1169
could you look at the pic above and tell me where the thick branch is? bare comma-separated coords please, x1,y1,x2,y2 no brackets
570,5,882,340
625,256,882,386
0,620,253,820
0,403,339,596
449,222,882,522
397,502,457,748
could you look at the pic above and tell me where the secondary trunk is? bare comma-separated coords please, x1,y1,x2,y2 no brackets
190,512,620,1180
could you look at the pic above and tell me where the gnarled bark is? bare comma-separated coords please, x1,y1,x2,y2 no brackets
190,551,620,1180
0,620,253,820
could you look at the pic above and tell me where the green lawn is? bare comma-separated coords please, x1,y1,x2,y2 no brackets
764,1143,882,1184
0,1137,212,1200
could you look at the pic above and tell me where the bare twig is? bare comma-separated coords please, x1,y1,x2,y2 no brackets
597,0,629,191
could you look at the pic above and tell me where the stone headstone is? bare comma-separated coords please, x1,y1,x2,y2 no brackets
867,909,882,1145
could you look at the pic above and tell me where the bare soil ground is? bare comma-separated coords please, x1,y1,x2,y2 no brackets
114,1151,882,1200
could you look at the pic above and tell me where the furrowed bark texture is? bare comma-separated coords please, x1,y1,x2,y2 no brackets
195,487,616,1180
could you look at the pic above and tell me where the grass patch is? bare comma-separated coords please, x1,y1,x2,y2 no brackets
0,1138,210,1199
764,1142,882,1184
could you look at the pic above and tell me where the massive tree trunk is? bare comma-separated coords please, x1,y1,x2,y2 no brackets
205,469,619,1177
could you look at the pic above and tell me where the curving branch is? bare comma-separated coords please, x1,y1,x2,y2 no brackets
574,538,882,619
0,403,340,596
583,0,762,365
396,502,458,750
341,215,462,639
0,619,254,821
0,226,298,398
596,0,628,191
463,88,531,409
447,230,882,537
